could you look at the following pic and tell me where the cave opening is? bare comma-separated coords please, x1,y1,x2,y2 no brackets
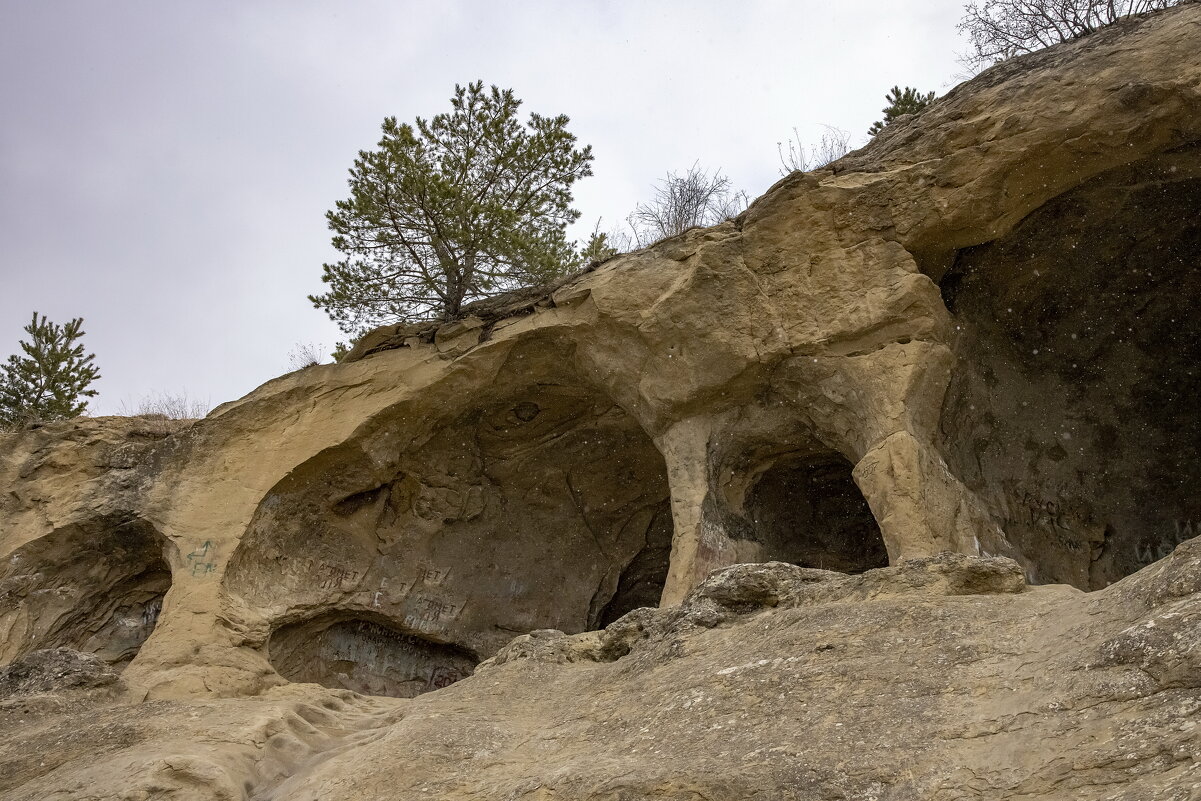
741,452,889,574
227,343,675,687
268,612,479,698
0,517,171,669
936,145,1201,588
597,500,674,627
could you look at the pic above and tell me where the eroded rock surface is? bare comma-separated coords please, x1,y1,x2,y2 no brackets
1,4,1200,798
3,548,1201,800
266,545,1201,801
0,648,120,699
269,614,477,697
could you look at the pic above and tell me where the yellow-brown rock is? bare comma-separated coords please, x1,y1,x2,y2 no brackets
1,4,1200,798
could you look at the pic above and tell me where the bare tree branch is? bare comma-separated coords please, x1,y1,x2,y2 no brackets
627,163,747,246
959,0,1178,68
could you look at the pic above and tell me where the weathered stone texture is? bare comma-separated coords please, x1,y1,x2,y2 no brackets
1,4,1200,798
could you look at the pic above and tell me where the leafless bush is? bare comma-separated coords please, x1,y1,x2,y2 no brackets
578,218,636,264
600,224,635,256
288,342,325,370
777,126,852,176
118,391,209,420
627,164,748,246
959,0,1179,67
778,130,811,174
812,126,852,168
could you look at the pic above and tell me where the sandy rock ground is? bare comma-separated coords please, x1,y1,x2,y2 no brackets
3,545,1200,800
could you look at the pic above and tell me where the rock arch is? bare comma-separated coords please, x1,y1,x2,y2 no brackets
223,339,673,694
703,422,889,575
0,515,171,668
739,451,889,573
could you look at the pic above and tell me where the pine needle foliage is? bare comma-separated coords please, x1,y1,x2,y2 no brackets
0,313,101,430
868,86,937,136
311,81,594,334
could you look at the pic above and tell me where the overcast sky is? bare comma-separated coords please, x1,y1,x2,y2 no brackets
1,1,969,414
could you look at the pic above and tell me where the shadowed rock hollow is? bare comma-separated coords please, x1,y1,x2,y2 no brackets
221,339,673,695
1,4,1200,798
938,145,1201,588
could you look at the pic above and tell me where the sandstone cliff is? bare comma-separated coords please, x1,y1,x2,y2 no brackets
2,4,1200,799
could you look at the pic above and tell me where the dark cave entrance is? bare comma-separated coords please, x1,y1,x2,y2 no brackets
268,612,479,698
742,452,889,574
597,500,674,627
227,340,676,691
0,516,171,669
936,144,1201,588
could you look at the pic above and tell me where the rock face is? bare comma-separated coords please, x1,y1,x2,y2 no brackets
269,547,1201,800
1,4,1200,798
938,143,1201,588
4,549,1201,800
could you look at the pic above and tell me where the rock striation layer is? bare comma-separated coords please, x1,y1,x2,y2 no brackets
1,4,1200,799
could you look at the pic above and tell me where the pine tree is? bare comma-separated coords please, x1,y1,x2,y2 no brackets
578,230,621,266
868,86,937,136
0,313,101,430
310,81,594,334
